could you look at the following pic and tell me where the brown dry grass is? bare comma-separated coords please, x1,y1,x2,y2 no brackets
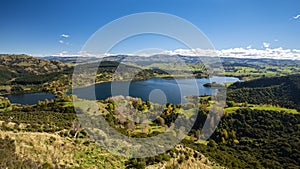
0,130,126,168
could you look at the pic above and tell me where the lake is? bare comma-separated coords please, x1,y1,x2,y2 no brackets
7,92,55,105
8,77,241,105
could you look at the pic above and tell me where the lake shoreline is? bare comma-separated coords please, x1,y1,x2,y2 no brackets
77,75,238,89
8,76,242,105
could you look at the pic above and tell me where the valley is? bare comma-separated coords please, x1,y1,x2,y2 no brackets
0,54,299,168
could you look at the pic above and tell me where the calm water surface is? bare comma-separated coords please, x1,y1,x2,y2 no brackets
8,77,241,105
73,76,241,104
8,92,55,105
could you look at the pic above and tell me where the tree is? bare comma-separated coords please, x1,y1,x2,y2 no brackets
156,116,165,126
226,101,235,107
222,129,229,140
11,85,23,93
195,129,201,141
126,120,136,132
207,139,217,148
107,103,115,112
71,120,81,138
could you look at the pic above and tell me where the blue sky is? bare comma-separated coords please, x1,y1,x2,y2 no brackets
0,0,300,56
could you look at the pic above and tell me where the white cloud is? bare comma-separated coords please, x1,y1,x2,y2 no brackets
57,51,68,56
156,47,300,60
59,34,71,45
78,51,100,57
160,48,217,57
53,51,81,57
216,47,300,60
293,14,300,19
246,45,252,49
263,42,270,48
60,34,70,38
51,47,300,60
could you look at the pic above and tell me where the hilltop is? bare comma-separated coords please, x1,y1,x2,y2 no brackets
0,54,69,76
0,54,71,94
0,54,70,83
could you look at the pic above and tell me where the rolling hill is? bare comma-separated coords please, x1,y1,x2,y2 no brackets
227,74,300,111
0,54,69,75
0,54,71,93
0,54,70,84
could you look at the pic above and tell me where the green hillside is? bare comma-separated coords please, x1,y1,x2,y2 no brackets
0,54,70,82
184,108,300,169
227,74,300,111
0,54,69,75
0,54,71,94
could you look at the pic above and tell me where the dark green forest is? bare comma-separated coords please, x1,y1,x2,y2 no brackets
228,74,300,111
183,108,300,169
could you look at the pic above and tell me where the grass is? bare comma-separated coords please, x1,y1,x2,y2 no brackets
132,122,166,134
225,82,234,87
224,103,299,114
181,108,197,119
0,106,12,112
250,105,299,114
0,85,9,90
147,144,224,169
0,130,126,169
222,65,300,81
0,98,12,112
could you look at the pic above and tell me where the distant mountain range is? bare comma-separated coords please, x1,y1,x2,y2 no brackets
40,54,300,65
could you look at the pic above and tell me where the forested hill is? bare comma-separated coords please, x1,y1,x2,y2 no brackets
227,74,300,111
0,54,70,85
0,54,69,74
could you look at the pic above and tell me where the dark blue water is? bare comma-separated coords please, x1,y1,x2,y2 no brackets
8,77,241,105
7,92,55,105
73,76,240,104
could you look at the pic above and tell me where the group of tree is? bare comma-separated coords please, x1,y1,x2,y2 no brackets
0,97,11,108
227,74,300,111
183,106,300,169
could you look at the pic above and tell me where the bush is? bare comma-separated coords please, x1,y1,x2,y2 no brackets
177,155,185,164
207,139,217,148
42,162,54,169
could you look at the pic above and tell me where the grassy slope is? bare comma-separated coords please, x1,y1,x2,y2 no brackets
0,98,223,169
225,104,299,114
0,129,126,169
0,127,224,169
146,144,225,169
